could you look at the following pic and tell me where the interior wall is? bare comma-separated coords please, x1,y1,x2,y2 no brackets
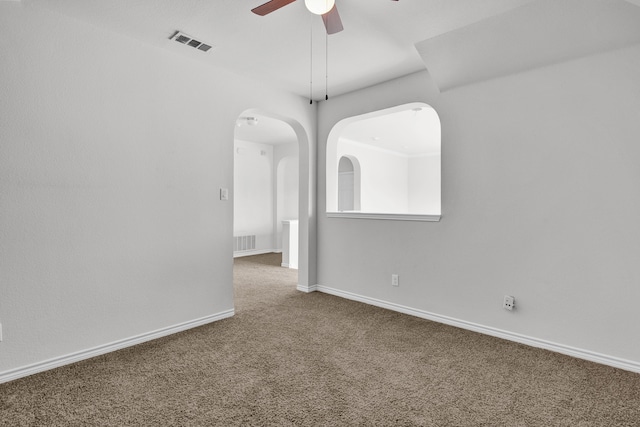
0,2,316,378
317,45,640,369
233,139,298,254
274,143,299,251
279,157,299,221
234,140,274,253
408,154,441,214
338,140,409,213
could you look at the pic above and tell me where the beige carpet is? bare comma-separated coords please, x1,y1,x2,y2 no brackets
1,253,639,426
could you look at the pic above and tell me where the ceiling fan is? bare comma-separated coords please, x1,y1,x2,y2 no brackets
252,0,399,35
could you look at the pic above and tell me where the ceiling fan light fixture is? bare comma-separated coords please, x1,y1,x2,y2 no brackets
305,0,335,15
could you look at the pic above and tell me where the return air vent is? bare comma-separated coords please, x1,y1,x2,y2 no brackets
234,235,256,252
170,31,213,53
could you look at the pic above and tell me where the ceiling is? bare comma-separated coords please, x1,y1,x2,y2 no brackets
416,0,640,91
28,0,538,101
26,0,640,100
340,105,440,156
235,114,298,146
25,0,640,145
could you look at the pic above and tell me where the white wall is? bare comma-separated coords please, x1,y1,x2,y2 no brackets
408,154,441,214
233,139,298,254
317,45,640,370
0,2,316,379
338,140,409,213
275,143,299,251
278,157,299,221
234,140,274,252
336,140,440,214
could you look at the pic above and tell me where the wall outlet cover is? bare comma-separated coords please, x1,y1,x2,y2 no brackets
503,295,515,311
391,274,399,287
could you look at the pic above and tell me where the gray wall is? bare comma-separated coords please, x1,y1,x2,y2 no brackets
317,45,640,368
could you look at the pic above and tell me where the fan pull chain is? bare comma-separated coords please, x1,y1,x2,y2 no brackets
325,27,329,101
309,18,314,105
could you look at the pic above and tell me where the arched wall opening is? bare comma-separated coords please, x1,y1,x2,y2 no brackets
326,102,441,221
337,155,361,212
233,108,312,288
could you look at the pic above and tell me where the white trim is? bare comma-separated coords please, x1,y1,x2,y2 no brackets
314,285,640,374
233,248,277,258
297,283,318,293
0,309,235,384
327,212,441,222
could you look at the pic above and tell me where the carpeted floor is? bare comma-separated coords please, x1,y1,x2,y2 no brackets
1,253,639,426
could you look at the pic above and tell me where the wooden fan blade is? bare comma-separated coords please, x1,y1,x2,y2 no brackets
322,4,344,34
251,0,297,16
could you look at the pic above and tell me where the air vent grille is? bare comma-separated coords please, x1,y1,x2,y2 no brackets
234,235,256,252
170,31,214,53
175,34,190,44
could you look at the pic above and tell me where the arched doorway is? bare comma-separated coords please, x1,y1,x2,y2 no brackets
233,109,312,290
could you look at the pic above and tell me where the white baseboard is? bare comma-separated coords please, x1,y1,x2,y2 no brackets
233,249,278,258
314,285,640,374
297,284,318,293
0,309,235,384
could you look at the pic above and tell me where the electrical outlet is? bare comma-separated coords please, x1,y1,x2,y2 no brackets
503,295,515,311
220,188,229,201
391,274,399,287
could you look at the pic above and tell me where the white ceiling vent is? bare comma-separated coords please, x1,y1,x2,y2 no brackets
170,31,213,53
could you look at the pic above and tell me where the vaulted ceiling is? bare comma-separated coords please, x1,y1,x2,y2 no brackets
27,0,640,100
26,0,640,146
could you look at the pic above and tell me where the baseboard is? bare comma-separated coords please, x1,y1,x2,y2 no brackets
297,284,318,293
315,285,640,374
233,249,277,258
0,309,235,384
